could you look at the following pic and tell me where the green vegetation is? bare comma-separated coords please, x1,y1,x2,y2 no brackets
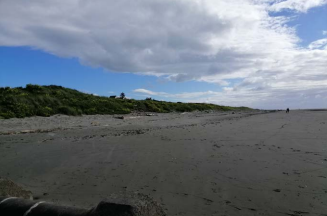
0,84,252,119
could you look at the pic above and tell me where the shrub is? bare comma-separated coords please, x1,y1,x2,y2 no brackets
36,106,53,117
118,108,131,114
11,103,34,118
0,111,16,119
26,84,43,93
84,107,97,115
57,106,79,116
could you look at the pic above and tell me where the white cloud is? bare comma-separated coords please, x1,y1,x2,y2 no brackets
269,0,327,13
134,89,169,96
308,38,327,49
323,30,327,35
134,87,327,109
0,0,327,108
134,88,219,99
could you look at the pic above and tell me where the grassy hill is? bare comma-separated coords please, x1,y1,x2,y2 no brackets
0,84,252,119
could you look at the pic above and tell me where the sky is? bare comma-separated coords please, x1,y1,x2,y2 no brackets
0,0,327,109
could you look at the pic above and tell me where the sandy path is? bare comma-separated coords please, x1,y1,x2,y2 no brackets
0,110,326,216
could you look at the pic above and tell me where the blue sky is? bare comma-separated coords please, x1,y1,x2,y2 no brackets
283,5,327,46
1,0,327,108
0,46,222,100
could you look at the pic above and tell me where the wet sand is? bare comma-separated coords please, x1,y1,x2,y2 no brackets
0,110,326,216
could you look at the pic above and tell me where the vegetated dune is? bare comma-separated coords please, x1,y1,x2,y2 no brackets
0,84,252,119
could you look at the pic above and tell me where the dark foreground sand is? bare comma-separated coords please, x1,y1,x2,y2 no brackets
0,110,326,216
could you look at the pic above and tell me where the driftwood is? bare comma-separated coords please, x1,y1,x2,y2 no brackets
0,179,166,216
0,195,166,216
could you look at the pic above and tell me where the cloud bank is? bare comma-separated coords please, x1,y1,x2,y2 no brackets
134,86,327,109
0,0,327,108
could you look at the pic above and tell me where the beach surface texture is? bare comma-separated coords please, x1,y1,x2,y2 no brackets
0,110,326,215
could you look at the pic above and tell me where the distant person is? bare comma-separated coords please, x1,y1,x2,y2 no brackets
286,108,290,113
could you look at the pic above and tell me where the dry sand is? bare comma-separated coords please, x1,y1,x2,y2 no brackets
0,110,326,216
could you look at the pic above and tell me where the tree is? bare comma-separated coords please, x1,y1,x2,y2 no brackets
120,92,126,99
